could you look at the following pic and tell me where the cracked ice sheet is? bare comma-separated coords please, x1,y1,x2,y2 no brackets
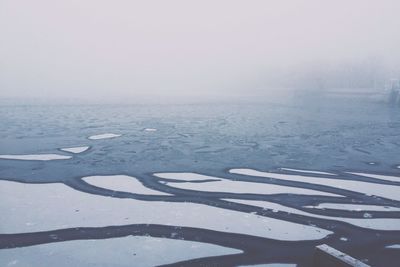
88,133,121,140
230,169,400,201
60,146,89,154
0,154,71,161
224,199,400,231
0,180,331,241
82,175,172,196
0,236,241,267
154,173,341,197
304,203,400,212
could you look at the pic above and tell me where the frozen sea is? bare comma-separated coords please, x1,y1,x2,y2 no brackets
1,96,400,266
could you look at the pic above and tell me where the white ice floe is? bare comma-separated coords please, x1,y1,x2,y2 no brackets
229,169,400,201
224,199,400,231
0,154,71,161
347,172,400,183
0,180,331,241
82,175,171,196
88,133,121,140
154,173,341,197
144,128,157,132
304,203,400,212
0,236,240,267
60,146,90,154
386,244,400,249
280,168,335,176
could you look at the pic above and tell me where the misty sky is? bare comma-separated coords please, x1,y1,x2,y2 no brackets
1,0,400,101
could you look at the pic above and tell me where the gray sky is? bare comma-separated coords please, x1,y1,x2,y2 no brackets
1,0,400,102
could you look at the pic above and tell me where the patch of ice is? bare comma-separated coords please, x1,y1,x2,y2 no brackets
0,154,71,161
305,203,400,212
88,133,121,140
60,146,90,154
347,172,400,183
230,169,400,201
0,180,331,241
386,244,400,249
280,168,335,176
144,128,157,132
0,236,240,267
155,173,341,197
82,175,171,196
224,199,400,231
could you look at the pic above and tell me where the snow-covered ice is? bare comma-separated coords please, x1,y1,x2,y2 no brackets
347,172,400,183
60,146,90,154
229,169,400,201
0,180,332,241
280,168,336,175
386,244,400,249
144,128,157,132
154,172,222,182
82,175,172,196
304,203,400,212
224,199,400,231
0,236,241,267
0,154,71,161
155,172,341,197
88,133,121,140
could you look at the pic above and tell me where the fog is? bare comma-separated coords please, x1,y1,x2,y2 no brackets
1,0,400,103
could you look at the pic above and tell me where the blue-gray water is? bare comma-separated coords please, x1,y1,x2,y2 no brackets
1,98,400,182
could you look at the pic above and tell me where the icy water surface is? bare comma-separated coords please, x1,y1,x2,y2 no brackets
1,98,400,266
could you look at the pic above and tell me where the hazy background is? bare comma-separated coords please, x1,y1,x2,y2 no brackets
1,0,400,103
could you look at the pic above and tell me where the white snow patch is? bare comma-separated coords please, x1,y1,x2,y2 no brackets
0,180,331,241
304,203,400,212
60,146,89,154
230,169,400,201
347,172,400,183
224,199,400,231
155,173,341,197
82,175,171,196
386,244,400,249
0,154,71,161
88,133,121,140
0,236,240,267
144,128,157,132
280,168,335,175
